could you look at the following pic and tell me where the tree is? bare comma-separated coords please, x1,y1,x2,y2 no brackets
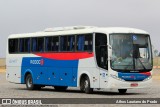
154,49,159,57
154,49,159,56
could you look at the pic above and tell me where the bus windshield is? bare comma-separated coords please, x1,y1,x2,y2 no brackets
110,33,152,72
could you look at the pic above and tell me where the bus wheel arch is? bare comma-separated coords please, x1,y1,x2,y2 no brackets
79,74,93,94
24,72,41,90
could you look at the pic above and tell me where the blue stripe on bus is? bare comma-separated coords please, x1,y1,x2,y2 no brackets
21,57,79,87
118,72,150,81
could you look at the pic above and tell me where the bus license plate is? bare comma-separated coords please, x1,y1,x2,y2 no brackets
131,83,138,87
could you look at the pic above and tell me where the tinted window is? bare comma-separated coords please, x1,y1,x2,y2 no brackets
19,38,30,53
19,38,24,52
31,38,37,52
60,36,67,51
9,39,19,53
95,33,108,70
24,38,30,52
67,36,75,51
77,34,93,51
45,37,52,51
95,34,107,46
31,37,44,52
60,35,75,52
45,36,59,52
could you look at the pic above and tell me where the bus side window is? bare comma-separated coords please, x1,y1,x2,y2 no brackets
19,38,30,53
31,37,44,52
52,36,59,51
77,35,85,51
9,39,18,53
77,34,93,51
37,37,44,52
45,37,49,51
45,36,59,52
84,34,92,51
19,38,24,52
31,38,37,52
95,33,108,70
68,36,75,51
25,38,30,53
60,36,67,51
45,37,52,51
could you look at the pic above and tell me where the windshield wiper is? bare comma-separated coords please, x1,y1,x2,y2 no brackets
136,58,147,70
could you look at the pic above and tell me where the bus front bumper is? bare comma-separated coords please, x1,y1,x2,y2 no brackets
107,76,152,89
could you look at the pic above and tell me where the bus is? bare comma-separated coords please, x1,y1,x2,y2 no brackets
6,26,153,94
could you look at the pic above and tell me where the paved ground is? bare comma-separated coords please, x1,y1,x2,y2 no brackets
0,74,160,98
0,69,160,107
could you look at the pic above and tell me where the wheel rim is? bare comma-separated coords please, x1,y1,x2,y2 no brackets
27,77,32,88
84,80,88,90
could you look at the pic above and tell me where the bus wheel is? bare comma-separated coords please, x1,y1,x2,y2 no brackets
26,74,36,90
118,89,127,94
54,86,68,91
80,76,93,94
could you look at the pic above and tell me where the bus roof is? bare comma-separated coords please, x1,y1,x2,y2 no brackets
8,26,149,38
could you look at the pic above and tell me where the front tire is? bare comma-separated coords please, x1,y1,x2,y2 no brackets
80,76,93,94
118,89,127,94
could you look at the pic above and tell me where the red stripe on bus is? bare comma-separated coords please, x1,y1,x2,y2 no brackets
35,52,94,60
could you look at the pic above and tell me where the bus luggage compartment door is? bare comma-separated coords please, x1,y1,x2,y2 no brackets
59,68,73,86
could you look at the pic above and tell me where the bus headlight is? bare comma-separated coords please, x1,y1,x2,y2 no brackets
110,74,125,81
143,76,152,81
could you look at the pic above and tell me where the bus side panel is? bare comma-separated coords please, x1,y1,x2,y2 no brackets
21,57,79,87
6,56,22,83
72,68,78,86
78,57,100,88
46,67,60,86
6,66,21,83
59,68,73,86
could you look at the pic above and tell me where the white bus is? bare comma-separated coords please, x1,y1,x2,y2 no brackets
6,26,153,94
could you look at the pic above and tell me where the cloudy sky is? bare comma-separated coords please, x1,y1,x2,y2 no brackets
0,0,160,58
